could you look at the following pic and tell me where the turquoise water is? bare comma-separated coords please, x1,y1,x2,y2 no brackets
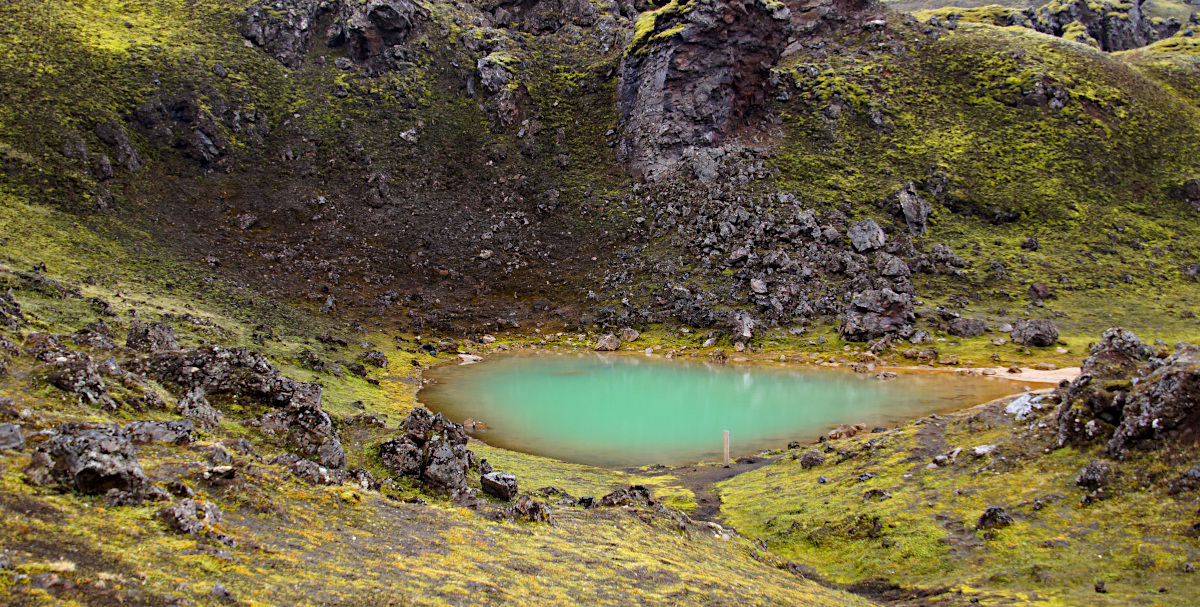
418,353,1026,467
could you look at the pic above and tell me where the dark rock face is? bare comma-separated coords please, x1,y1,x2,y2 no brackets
1056,329,1200,458
1107,343,1200,457
840,288,914,342
1011,319,1059,347
897,183,931,236
948,318,987,339
616,0,792,179
126,321,179,353
481,471,519,500
379,409,474,493
125,420,195,445
152,347,320,408
1023,0,1187,52
24,423,150,499
239,0,428,68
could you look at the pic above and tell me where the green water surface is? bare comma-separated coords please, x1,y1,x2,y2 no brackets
419,353,1028,467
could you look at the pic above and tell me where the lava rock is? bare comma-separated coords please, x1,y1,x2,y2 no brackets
125,420,195,445
948,318,987,338
1011,319,1059,347
176,387,223,431
847,218,886,252
599,485,653,507
504,495,553,523
261,402,346,469
158,498,223,535
619,327,640,343
481,471,518,501
840,289,915,342
358,350,389,368
1076,460,1113,490
24,423,150,498
126,321,179,352
800,450,825,469
46,355,117,411
976,506,1014,531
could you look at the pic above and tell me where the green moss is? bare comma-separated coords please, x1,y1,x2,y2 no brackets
629,0,693,55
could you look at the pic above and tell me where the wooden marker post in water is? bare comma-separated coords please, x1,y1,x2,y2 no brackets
723,431,730,465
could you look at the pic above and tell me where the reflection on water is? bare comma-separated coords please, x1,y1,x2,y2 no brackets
418,353,1028,467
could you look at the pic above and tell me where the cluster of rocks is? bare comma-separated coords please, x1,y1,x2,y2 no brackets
958,0,1197,52
23,422,165,506
378,408,480,495
1054,328,1200,458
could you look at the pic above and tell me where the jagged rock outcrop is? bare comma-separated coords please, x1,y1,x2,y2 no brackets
929,0,1192,52
238,0,429,68
615,0,793,180
1055,328,1200,457
24,423,156,503
379,408,476,493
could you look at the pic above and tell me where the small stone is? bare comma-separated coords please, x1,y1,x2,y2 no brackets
817,475,828,484
976,506,1013,531
211,582,236,602
1094,580,1106,594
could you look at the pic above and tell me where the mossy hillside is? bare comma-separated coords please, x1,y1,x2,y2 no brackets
0,443,873,606
764,22,1200,331
718,395,1200,605
892,0,1199,22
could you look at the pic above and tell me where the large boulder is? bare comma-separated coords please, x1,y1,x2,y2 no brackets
1011,319,1059,347
379,409,474,493
46,354,117,411
125,420,195,445
948,318,987,339
24,423,151,501
897,183,931,236
1107,344,1200,457
176,387,223,431
728,311,755,344
840,289,915,342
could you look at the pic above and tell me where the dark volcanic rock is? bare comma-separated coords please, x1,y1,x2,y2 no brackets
800,450,825,469
126,321,179,352
616,0,792,179
46,355,117,411
158,498,223,535
239,0,428,68
847,218,886,252
481,471,519,501
24,423,150,499
176,387,223,431
358,350,389,368
897,183,932,236
1077,460,1113,490
125,420,195,445
261,402,346,468
1011,319,1059,347
976,506,1013,531
1056,329,1200,457
379,409,474,492
599,485,653,507
840,288,915,342
504,495,554,523
948,318,987,338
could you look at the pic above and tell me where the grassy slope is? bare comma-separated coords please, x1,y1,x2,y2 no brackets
719,394,1200,605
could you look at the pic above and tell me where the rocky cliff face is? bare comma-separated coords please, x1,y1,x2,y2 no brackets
615,0,793,180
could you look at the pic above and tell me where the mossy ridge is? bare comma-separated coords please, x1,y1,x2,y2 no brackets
719,394,1200,605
